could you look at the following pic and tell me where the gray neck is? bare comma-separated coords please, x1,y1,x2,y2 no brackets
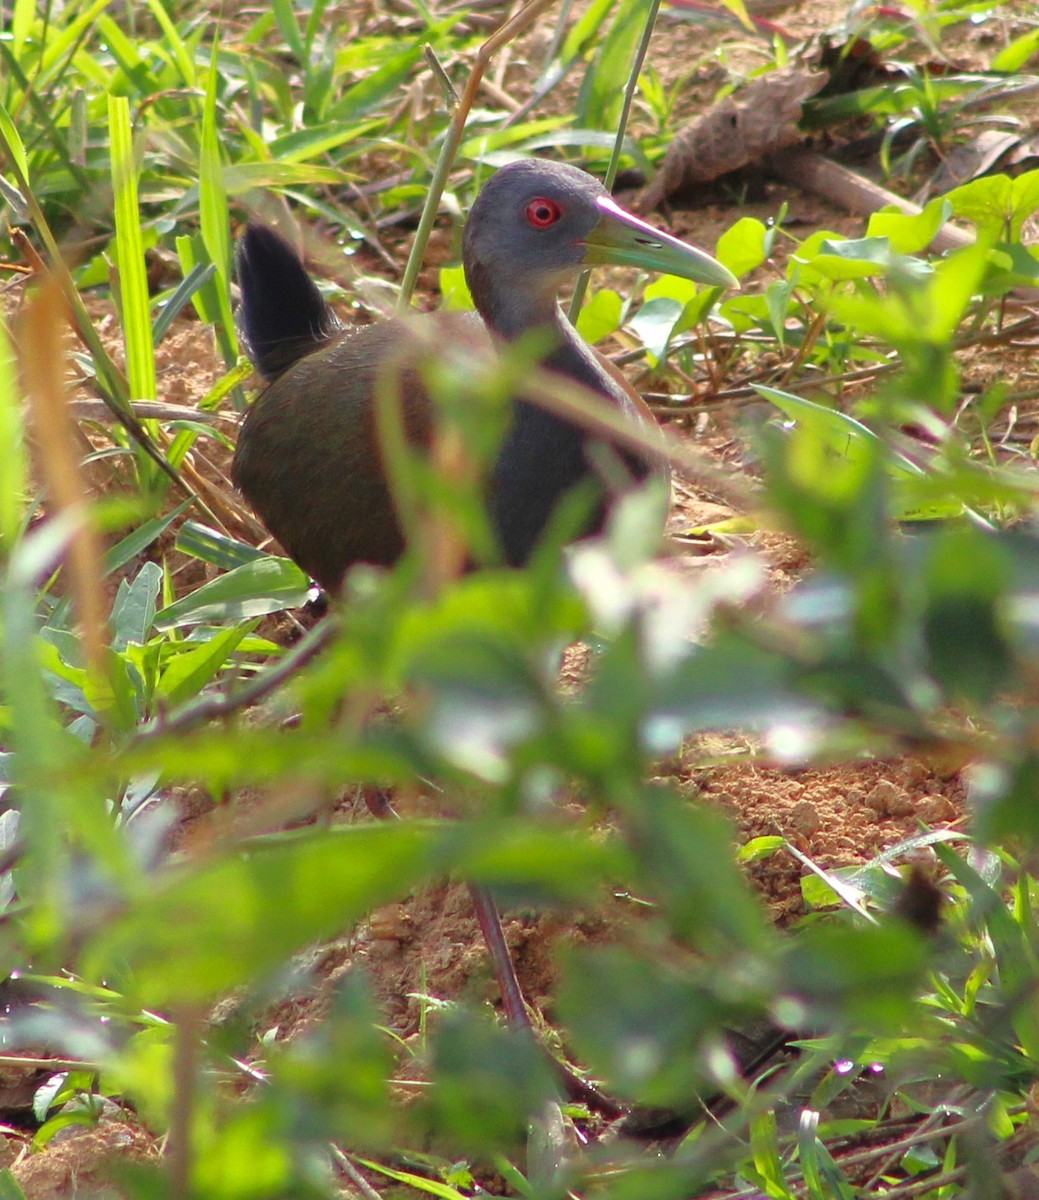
465,255,627,405
474,283,625,407
541,309,628,406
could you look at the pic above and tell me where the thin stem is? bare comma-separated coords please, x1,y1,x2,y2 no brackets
20,280,110,690
0,157,184,491
397,0,558,309
330,1147,383,1200
569,0,662,322
167,1007,202,1200
467,882,530,1027
541,0,572,70
134,616,339,745
0,1054,99,1071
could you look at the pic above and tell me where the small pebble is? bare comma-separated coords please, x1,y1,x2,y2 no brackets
789,800,822,834
709,791,739,816
918,794,956,823
863,780,910,816
367,939,403,960
368,903,412,942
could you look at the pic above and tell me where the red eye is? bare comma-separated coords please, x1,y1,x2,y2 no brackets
525,197,563,228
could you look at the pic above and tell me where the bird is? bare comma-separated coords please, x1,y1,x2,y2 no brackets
230,161,736,1112
231,158,736,589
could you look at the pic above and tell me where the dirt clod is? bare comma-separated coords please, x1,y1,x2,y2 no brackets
789,799,822,834
9,1118,157,1200
863,780,911,817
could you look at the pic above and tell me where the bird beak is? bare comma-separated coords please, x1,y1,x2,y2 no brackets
583,195,738,289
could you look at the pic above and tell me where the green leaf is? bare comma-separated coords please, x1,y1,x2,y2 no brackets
83,824,436,1003
782,921,930,1031
920,527,1012,704
271,0,306,62
575,287,622,343
867,199,951,254
103,499,193,574
222,161,345,193
901,1144,940,1175
799,1109,855,1200
331,45,425,119
83,648,141,732
439,263,473,311
460,117,572,161
561,0,615,62
642,275,698,306
576,0,643,129
355,1160,469,1200
198,38,237,365
0,95,29,183
628,296,683,367
154,557,311,629
992,27,1039,72
750,1110,794,1197
198,359,254,413
110,562,163,650
176,234,220,327
757,386,924,479
717,216,767,277
155,622,257,707
559,942,734,1106
270,972,395,1147
122,723,407,795
652,632,816,741
718,0,754,29
1010,171,1039,239
175,521,267,570
437,820,627,903
800,873,842,910
0,1170,29,1200
96,13,159,92
2,528,120,912
944,170,1039,241
738,836,786,863
0,319,28,551
266,118,384,163
108,95,156,403
427,1011,558,1151
925,242,992,340
144,0,196,87
10,0,33,57
813,236,925,282
626,795,774,953
765,278,796,345
153,261,216,345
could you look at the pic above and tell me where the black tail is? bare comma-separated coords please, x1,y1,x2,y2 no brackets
236,223,341,381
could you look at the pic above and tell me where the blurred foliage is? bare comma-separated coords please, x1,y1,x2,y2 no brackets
2,1,1039,1198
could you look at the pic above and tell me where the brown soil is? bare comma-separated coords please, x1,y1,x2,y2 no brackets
6,1119,158,1199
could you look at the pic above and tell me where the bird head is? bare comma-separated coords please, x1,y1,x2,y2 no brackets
462,159,736,335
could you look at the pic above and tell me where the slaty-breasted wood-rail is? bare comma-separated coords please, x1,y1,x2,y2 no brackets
232,159,736,587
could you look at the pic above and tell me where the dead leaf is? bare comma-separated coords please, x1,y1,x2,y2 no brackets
640,67,829,210
919,128,1023,202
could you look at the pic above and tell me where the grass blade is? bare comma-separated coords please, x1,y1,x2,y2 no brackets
198,36,237,367
144,0,198,89
154,557,311,629
103,498,195,575
109,94,157,404
0,315,28,553
271,0,306,63
152,260,216,346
